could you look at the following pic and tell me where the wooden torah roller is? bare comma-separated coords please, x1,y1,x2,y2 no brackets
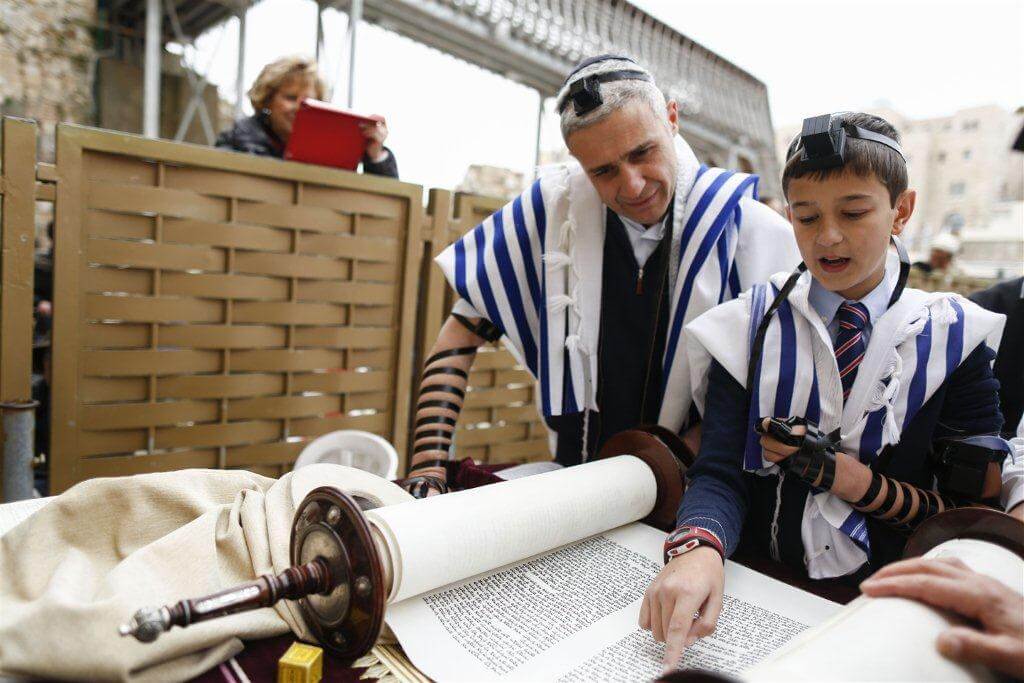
119,429,686,662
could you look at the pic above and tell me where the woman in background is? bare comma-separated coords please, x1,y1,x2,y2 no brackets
216,55,398,178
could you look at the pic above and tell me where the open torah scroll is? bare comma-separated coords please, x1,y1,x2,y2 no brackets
384,522,839,681
362,456,1023,682
359,455,840,681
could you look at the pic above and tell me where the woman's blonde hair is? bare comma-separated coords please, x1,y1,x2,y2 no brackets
248,55,327,112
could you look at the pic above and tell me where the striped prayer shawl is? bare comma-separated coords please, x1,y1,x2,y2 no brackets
436,140,760,427
742,271,1004,577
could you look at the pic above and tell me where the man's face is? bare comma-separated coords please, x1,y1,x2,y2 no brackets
566,99,679,226
786,170,915,300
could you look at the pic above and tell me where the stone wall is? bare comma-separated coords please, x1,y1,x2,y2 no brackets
0,0,97,161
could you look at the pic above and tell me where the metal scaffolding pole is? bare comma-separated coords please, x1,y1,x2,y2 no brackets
316,1,325,61
345,0,362,108
143,0,162,137
235,6,247,119
533,94,545,179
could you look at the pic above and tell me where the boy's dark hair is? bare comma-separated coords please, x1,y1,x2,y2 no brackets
782,112,908,207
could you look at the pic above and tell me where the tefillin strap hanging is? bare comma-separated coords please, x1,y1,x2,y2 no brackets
556,54,654,117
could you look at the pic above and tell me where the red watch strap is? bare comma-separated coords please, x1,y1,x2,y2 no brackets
664,525,725,563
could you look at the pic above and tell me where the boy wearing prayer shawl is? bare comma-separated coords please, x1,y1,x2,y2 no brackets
403,55,800,497
641,112,1018,671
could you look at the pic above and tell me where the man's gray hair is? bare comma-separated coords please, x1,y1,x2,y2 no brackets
556,57,668,141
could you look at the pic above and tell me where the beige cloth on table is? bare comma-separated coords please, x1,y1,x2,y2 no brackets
0,464,412,681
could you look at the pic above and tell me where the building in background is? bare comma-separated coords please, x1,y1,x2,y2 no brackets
457,164,526,200
776,105,1024,280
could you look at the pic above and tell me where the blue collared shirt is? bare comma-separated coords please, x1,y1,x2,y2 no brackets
807,273,894,347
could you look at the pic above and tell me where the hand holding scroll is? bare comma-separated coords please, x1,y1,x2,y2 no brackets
860,557,1024,678
640,546,724,672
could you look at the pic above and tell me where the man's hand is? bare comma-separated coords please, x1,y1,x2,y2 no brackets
861,557,1024,678
359,116,389,163
759,417,804,464
639,546,724,672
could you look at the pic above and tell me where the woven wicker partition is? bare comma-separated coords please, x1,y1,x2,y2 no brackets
49,125,421,492
418,190,552,465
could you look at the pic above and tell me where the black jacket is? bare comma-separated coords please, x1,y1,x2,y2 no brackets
215,114,399,179
970,277,1024,434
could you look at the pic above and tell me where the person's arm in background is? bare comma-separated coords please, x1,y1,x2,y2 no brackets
360,117,399,179
641,360,752,671
860,557,1024,678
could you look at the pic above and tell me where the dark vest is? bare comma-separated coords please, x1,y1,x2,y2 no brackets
545,208,673,465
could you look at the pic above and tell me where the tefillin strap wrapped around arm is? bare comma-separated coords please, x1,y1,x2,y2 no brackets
852,471,957,531
451,312,503,343
756,416,839,489
406,345,479,498
853,435,1012,531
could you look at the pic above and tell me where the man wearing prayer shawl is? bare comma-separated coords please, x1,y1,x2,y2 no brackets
640,112,1019,671
402,55,800,497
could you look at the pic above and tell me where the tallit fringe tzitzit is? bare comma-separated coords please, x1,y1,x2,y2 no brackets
856,296,955,447
543,165,591,462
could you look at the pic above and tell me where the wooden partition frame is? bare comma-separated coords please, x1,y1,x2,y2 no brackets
0,118,39,497
0,118,38,407
49,124,422,492
417,189,552,466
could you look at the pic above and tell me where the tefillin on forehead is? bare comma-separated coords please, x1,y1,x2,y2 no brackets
556,54,654,116
787,112,907,172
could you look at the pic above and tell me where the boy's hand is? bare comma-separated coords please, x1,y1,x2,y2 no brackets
861,557,1024,678
639,546,724,672
759,417,804,464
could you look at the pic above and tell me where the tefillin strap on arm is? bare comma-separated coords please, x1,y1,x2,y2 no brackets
451,312,503,343
406,345,478,498
756,416,839,489
852,434,1012,531
852,471,957,532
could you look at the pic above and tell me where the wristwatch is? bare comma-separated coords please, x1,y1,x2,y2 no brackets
664,525,725,564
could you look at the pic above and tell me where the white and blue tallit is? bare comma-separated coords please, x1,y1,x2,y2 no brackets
435,136,799,433
685,259,1006,578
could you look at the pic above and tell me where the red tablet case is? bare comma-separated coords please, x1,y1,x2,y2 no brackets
284,99,377,171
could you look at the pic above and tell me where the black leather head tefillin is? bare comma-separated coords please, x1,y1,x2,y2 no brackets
556,54,654,116
785,113,907,173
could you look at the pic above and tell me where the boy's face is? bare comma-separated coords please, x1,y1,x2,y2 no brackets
786,170,915,301
566,99,679,226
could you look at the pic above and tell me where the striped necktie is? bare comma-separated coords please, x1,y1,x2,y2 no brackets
834,301,870,402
